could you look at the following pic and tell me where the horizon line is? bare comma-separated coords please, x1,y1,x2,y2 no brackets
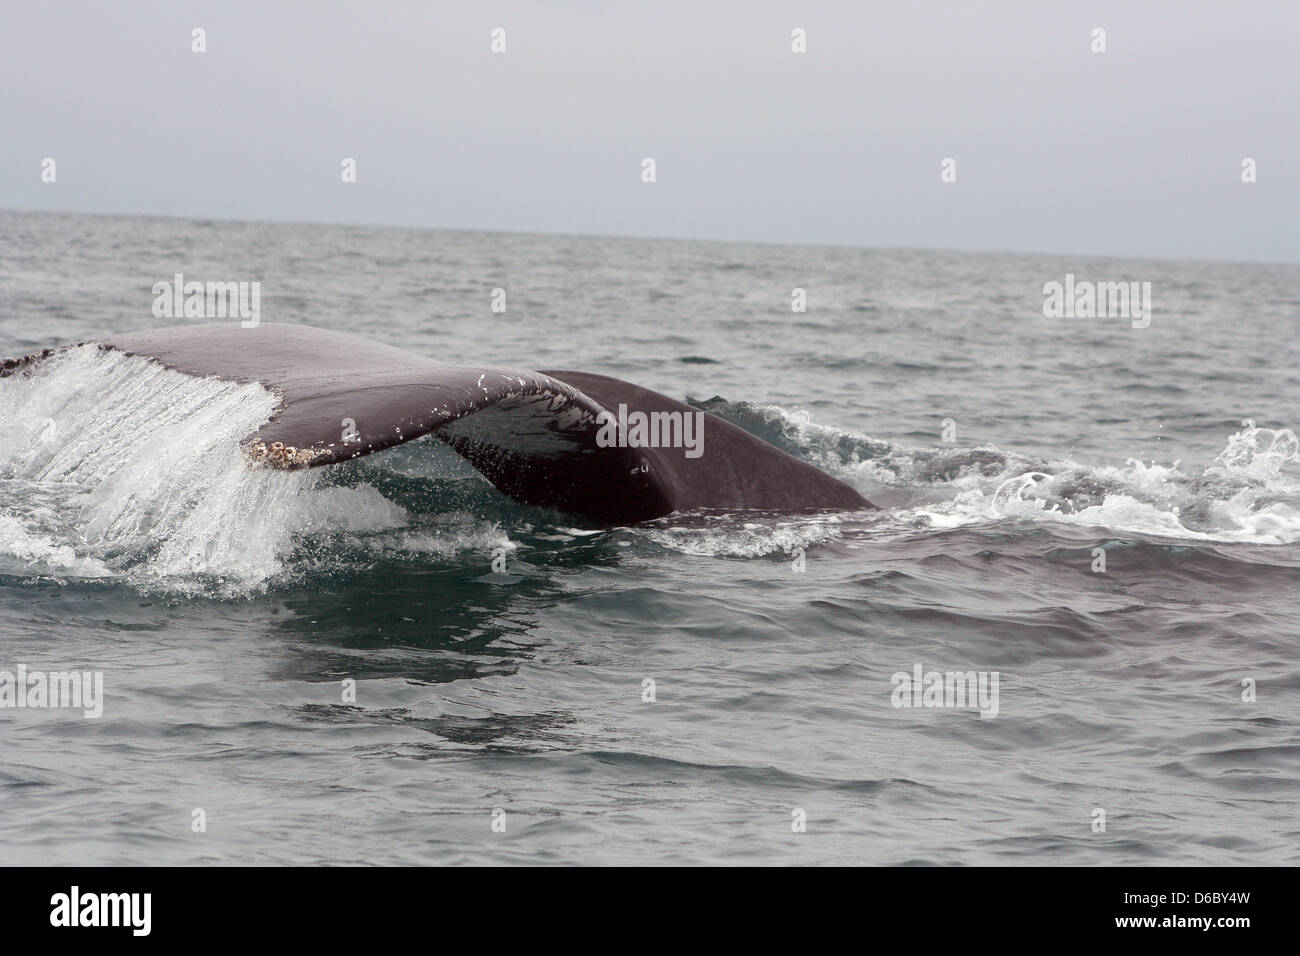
3,204,1297,269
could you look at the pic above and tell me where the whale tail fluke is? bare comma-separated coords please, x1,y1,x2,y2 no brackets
4,323,872,524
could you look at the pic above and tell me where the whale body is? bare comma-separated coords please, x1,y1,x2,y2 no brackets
2,323,872,524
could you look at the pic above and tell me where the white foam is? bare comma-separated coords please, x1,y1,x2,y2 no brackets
636,513,844,557
349,513,516,559
903,429,1299,543
0,512,110,577
732,403,1300,545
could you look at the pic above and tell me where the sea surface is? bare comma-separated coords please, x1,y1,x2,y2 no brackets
1,209,1297,865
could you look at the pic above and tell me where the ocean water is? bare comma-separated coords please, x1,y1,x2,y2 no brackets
1,208,1297,865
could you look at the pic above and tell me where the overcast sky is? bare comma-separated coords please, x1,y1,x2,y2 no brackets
2,1,1296,262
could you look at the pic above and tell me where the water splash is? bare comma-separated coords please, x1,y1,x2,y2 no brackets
0,346,464,593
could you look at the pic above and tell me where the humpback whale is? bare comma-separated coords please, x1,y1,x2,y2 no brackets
2,323,872,525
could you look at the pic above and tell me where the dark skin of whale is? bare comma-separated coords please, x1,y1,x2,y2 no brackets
5,323,873,525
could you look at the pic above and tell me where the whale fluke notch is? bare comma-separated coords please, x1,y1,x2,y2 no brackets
11,323,872,524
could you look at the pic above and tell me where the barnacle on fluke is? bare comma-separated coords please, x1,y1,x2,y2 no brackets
0,349,56,377
242,439,327,468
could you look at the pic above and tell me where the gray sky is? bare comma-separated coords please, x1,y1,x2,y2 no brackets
2,0,1297,262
